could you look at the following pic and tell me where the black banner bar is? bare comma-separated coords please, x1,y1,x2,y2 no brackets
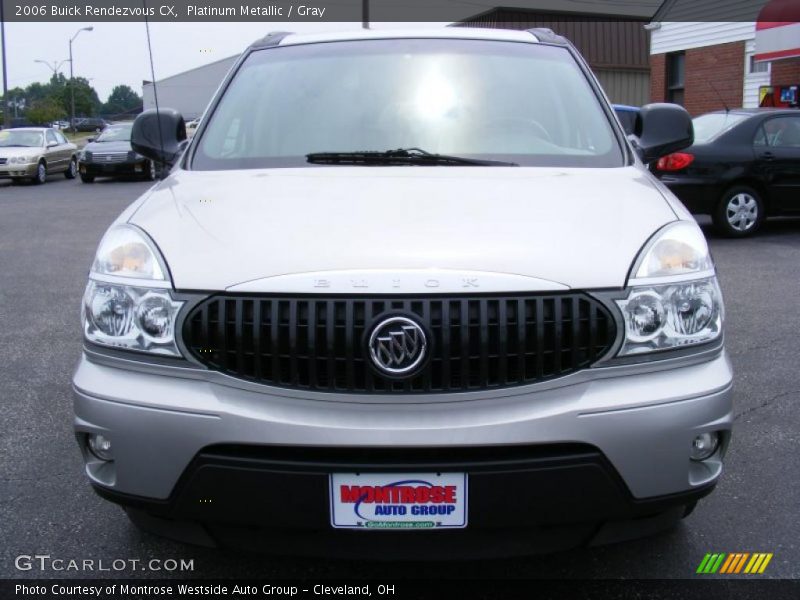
0,0,779,23
2,579,800,600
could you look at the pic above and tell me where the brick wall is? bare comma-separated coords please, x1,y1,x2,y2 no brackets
650,41,745,116
684,41,745,116
771,57,800,86
650,53,666,103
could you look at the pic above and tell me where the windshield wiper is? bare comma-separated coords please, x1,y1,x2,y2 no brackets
306,147,517,167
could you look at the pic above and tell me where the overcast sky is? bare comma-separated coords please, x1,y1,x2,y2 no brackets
1,21,452,101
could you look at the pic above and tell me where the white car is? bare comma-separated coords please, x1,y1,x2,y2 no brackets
73,28,732,557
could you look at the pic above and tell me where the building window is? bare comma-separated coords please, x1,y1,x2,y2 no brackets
749,55,770,74
667,52,685,105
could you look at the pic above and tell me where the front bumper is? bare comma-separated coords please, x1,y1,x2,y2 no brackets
0,162,37,178
79,159,145,176
73,351,733,554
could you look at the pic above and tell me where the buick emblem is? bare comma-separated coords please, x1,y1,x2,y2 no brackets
368,316,427,376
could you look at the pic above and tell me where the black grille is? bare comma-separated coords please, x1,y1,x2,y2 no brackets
183,294,616,394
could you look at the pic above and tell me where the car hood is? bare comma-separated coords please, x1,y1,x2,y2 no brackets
84,140,131,153
0,146,43,158
130,166,677,292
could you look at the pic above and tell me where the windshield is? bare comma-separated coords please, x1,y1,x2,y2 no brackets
193,39,623,170
692,113,749,143
95,124,132,142
0,130,44,148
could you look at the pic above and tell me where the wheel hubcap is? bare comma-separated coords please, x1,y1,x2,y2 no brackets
38,165,45,181
726,193,758,231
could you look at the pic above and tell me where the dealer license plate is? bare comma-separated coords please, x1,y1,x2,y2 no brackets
330,473,467,530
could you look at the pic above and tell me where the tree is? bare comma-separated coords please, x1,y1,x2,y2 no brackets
26,97,66,125
103,84,142,116
57,77,101,118
0,86,27,121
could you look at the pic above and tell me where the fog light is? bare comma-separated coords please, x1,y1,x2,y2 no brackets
88,433,114,461
690,432,719,461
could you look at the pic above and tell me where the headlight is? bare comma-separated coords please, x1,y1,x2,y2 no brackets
10,156,35,164
83,224,183,356
92,224,167,280
617,277,723,355
630,221,714,281
616,222,723,356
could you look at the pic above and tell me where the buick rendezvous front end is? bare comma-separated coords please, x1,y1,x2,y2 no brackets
72,28,732,557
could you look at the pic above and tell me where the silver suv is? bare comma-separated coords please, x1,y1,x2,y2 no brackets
73,28,732,558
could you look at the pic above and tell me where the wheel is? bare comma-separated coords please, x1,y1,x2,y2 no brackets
80,173,95,183
32,161,47,185
713,186,764,237
143,160,157,181
65,157,78,179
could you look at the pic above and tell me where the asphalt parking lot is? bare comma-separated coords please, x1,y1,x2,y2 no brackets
1,174,799,580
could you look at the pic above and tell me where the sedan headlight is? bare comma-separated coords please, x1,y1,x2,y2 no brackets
83,224,183,356
616,222,723,356
10,156,36,164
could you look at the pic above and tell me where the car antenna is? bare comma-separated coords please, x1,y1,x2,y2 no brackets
142,0,168,179
708,80,730,113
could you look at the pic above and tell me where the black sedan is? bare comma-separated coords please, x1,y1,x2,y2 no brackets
654,108,800,237
78,123,159,183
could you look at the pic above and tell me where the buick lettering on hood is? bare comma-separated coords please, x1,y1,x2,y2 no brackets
72,27,733,558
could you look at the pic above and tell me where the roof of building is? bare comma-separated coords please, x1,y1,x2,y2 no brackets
651,0,766,22
142,54,239,88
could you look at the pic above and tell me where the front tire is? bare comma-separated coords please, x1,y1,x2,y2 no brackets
713,186,764,237
32,161,47,185
80,173,95,184
65,157,78,179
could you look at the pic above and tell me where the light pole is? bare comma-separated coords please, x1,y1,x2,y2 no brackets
68,26,93,130
34,59,69,78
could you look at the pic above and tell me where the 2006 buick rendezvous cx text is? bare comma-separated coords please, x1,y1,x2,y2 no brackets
72,28,733,557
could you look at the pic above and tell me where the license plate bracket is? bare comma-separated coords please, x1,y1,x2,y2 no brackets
330,473,468,530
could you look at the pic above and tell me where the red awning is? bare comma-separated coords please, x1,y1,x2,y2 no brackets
755,0,800,62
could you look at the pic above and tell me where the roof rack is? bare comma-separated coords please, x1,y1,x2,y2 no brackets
249,31,293,49
526,28,567,45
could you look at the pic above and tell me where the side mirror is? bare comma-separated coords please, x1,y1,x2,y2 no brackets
87,137,95,143
632,103,693,163
131,108,187,169
47,141,58,148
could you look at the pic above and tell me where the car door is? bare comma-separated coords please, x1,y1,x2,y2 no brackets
44,129,67,172
755,116,800,213
55,130,75,162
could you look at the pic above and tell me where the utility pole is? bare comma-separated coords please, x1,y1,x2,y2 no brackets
68,26,93,130
1,0,10,128
362,0,369,29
